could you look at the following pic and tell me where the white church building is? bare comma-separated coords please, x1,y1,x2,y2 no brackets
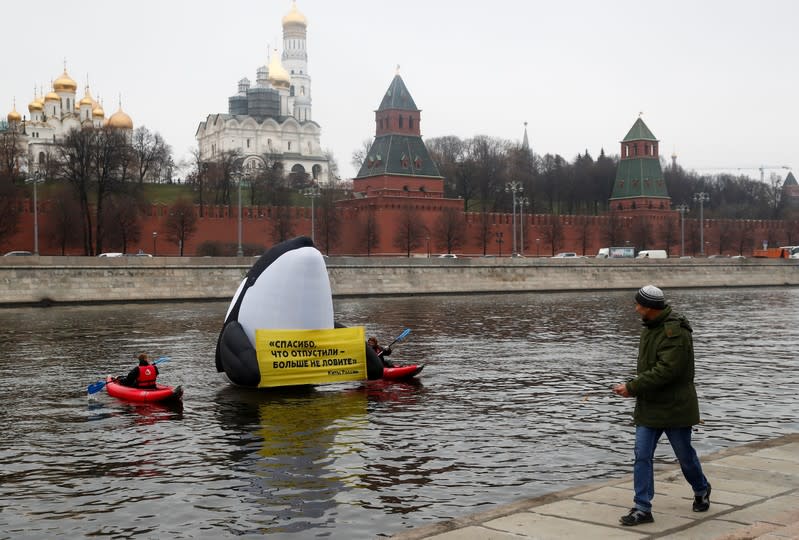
195,1,330,184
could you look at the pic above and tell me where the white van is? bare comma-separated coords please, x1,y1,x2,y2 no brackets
636,250,668,259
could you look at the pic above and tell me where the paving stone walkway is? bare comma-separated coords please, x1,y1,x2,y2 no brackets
391,433,799,539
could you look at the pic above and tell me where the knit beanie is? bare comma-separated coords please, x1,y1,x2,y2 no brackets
635,285,666,309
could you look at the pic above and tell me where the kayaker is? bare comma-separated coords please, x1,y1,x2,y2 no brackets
123,353,159,389
368,336,394,368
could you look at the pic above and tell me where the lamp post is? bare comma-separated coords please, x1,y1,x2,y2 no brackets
426,235,430,258
152,231,158,256
231,171,245,257
536,237,540,257
518,196,529,256
675,203,689,257
505,181,523,255
26,170,45,255
495,231,504,257
693,192,710,256
303,186,321,244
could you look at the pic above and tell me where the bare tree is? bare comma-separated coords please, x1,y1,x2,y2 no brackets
393,205,426,257
0,129,26,184
164,198,198,256
101,191,143,253
43,184,83,255
360,204,379,256
433,207,465,254
132,126,171,184
473,210,493,256
350,138,373,175
271,190,295,244
541,216,564,255
0,178,20,245
315,188,341,254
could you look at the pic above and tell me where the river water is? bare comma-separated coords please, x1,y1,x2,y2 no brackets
1,287,797,539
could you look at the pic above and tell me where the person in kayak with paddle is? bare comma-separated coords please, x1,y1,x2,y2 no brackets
367,337,394,368
122,353,159,389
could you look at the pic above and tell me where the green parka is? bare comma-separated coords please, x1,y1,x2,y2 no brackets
626,305,701,428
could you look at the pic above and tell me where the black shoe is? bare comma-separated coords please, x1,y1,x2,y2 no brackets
619,508,654,526
693,483,711,512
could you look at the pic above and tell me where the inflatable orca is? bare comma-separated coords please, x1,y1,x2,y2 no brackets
214,236,385,386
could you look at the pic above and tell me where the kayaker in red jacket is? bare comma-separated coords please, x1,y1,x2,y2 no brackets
368,337,394,368
124,353,159,388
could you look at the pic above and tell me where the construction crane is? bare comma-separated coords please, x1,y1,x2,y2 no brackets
693,165,792,183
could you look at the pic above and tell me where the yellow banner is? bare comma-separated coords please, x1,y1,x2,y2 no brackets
255,327,366,387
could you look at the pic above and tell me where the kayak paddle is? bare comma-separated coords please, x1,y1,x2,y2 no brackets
87,356,171,395
385,328,411,350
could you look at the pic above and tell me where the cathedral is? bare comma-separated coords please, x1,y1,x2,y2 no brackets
195,1,330,184
4,65,133,171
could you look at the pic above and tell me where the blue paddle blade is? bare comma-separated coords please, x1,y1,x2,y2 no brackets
87,380,107,394
397,329,411,341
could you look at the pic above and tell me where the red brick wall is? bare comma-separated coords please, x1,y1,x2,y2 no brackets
3,197,792,257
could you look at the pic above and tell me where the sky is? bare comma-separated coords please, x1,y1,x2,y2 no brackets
4,0,798,182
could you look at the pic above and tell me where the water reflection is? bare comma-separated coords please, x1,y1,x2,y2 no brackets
0,287,797,539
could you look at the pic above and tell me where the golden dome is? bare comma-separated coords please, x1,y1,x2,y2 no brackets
28,96,43,112
107,106,133,129
45,91,60,102
92,103,105,118
79,87,94,106
7,106,21,123
53,70,77,92
268,50,291,88
282,1,307,26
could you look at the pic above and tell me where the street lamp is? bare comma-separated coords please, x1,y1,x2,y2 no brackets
495,231,504,257
693,192,710,256
152,231,158,256
231,170,248,257
518,196,529,256
675,203,690,257
303,186,321,244
505,181,523,255
26,170,45,255
536,237,540,257
426,235,430,258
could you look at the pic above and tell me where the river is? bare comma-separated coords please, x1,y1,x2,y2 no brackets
1,287,797,539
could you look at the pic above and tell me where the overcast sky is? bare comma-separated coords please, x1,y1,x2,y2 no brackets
4,0,797,181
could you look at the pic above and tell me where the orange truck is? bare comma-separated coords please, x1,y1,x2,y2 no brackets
751,246,799,258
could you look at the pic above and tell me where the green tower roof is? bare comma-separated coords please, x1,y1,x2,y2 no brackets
612,159,669,199
377,75,418,112
356,134,442,178
622,117,658,142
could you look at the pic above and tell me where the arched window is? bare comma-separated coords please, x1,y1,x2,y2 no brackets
409,116,414,129
399,116,403,128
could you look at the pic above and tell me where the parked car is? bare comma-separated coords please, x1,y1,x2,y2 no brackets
552,252,577,258
97,252,124,258
3,250,33,256
636,250,668,259
438,254,458,259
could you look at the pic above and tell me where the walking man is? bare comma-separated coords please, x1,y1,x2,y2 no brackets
613,285,711,526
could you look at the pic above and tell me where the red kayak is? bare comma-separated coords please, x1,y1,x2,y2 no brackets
105,376,183,403
382,364,424,380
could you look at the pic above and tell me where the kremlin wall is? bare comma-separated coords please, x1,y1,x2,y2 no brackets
4,3,797,260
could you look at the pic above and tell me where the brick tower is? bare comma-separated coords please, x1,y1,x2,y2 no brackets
609,117,671,212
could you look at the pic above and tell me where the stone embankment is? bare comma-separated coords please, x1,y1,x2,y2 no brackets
0,256,797,306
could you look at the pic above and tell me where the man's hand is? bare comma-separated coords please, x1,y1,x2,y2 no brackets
612,383,631,397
